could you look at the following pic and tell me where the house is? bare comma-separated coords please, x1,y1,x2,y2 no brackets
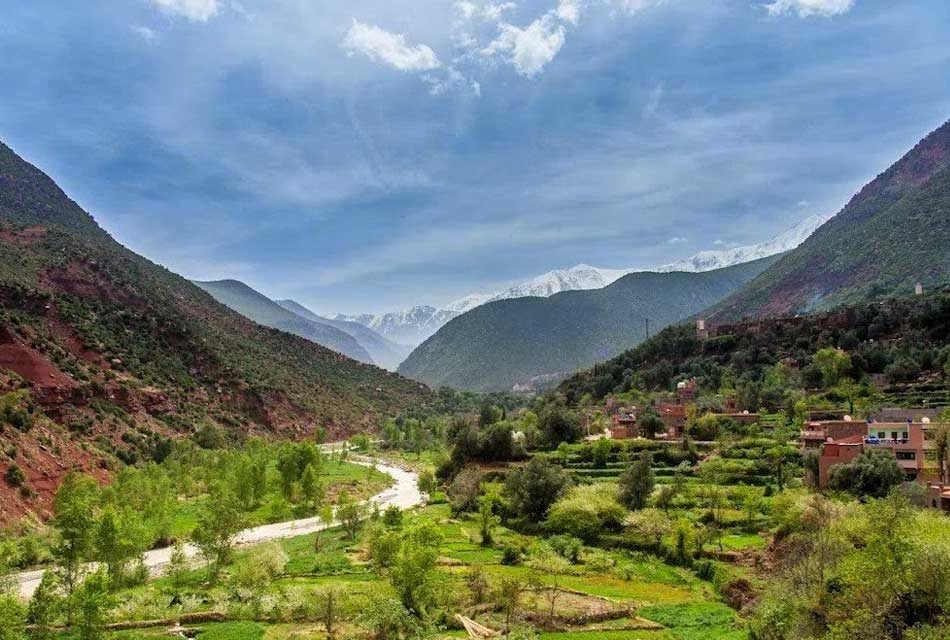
676,379,697,403
799,418,868,450
815,421,943,489
927,484,950,512
658,403,688,438
610,408,639,440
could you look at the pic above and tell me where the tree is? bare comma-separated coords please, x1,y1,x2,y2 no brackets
94,508,146,587
51,474,100,597
477,496,500,547
465,566,490,605
68,571,114,640
191,483,245,579
388,522,443,616
164,543,190,596
335,492,367,541
654,485,676,514
591,438,613,468
480,422,516,461
447,468,482,515
828,449,905,499
479,403,503,427
626,508,672,550
813,348,852,388
619,451,654,510
383,505,403,528
417,470,437,501
538,404,583,448
504,456,571,521
357,595,422,640
299,464,324,509
496,578,524,633
637,409,666,439
314,587,342,639
527,546,572,623
314,504,335,552
26,571,61,639
0,593,25,640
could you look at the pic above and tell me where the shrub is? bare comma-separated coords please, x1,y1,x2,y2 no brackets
4,464,25,487
501,545,523,566
546,483,626,543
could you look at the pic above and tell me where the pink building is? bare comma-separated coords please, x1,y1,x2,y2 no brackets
816,421,942,489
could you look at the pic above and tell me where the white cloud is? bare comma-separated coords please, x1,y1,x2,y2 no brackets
482,13,566,77
456,1,517,21
765,0,855,17
668,236,688,244
712,239,726,246
556,0,582,25
342,20,441,72
130,25,157,41
150,0,219,22
615,0,666,15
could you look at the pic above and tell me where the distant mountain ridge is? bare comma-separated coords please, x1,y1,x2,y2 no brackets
275,299,410,371
193,280,374,364
398,255,780,392
335,212,830,347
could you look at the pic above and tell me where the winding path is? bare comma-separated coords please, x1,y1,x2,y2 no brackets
13,457,422,600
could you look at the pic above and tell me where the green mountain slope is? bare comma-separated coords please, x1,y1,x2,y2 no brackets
193,280,372,364
398,256,779,392
276,299,411,371
705,119,950,322
0,140,431,517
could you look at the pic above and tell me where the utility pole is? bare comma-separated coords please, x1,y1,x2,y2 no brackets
644,318,650,340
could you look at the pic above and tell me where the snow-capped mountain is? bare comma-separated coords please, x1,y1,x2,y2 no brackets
333,305,459,348
336,213,832,348
654,213,830,273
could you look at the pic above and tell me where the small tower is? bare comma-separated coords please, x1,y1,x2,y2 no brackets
915,282,924,296
696,319,708,340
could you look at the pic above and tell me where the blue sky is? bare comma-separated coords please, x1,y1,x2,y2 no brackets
2,0,949,314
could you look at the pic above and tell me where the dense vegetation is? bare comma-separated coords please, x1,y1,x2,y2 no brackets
561,290,950,409
399,256,779,393
706,119,950,322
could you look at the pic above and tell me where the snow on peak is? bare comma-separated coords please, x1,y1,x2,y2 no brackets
335,213,831,348
654,212,831,273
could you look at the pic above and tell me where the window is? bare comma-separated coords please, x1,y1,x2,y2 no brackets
895,451,916,460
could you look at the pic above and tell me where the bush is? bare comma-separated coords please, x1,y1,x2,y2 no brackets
501,545,523,566
545,484,626,543
4,464,25,487
828,449,905,498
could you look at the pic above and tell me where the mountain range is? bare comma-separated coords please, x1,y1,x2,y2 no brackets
398,119,950,393
398,256,780,392
0,140,430,518
334,212,831,347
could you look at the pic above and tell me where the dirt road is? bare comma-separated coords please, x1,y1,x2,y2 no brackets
13,458,421,599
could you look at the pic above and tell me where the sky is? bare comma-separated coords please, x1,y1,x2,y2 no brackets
1,0,949,315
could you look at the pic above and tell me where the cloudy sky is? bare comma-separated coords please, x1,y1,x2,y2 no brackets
2,0,949,314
